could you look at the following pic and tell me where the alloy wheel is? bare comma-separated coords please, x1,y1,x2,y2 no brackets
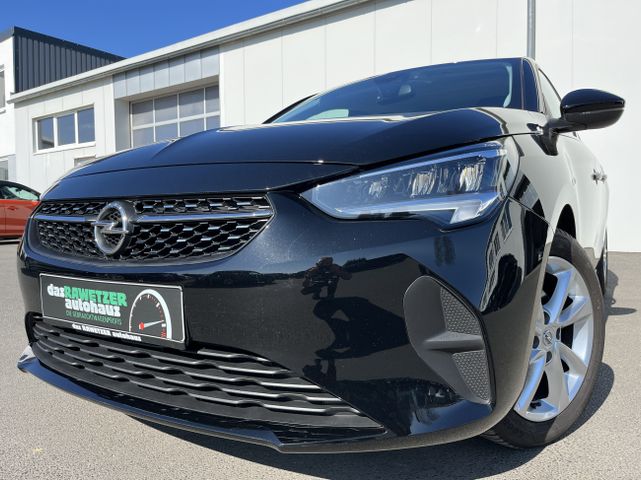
514,256,595,422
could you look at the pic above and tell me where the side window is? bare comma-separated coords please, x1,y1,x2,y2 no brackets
539,70,562,118
0,186,12,199
307,109,350,120
1,185,38,200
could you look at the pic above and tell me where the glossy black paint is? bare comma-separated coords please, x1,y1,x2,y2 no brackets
512,119,609,268
60,112,531,173
44,162,357,200
18,194,550,451
44,107,540,201
553,89,625,132
16,57,619,452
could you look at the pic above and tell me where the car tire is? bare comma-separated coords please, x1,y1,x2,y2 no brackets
484,229,606,448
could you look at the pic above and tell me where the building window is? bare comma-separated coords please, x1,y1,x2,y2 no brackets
0,66,5,109
35,107,95,151
77,108,95,143
130,86,220,148
57,113,76,145
37,117,54,150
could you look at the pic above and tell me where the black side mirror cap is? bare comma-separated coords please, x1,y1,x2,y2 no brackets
549,89,625,133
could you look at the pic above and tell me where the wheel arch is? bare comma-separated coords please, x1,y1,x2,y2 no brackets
556,205,577,239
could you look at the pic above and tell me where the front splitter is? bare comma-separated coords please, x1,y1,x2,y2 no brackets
17,345,499,453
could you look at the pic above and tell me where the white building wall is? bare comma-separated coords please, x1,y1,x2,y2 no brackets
14,77,115,191
282,18,327,105
221,0,527,125
113,48,219,99
0,36,16,167
8,0,640,250
537,0,641,252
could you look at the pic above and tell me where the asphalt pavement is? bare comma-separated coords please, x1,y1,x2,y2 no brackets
1,240,639,480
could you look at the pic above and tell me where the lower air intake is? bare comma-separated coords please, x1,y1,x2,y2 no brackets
404,276,492,404
29,318,385,444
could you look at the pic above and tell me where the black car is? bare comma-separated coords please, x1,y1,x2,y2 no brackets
17,58,623,452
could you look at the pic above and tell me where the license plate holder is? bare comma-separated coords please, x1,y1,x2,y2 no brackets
40,274,185,348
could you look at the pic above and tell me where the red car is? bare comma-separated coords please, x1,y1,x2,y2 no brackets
0,181,40,239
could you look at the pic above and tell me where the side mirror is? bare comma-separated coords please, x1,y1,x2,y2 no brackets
550,89,625,133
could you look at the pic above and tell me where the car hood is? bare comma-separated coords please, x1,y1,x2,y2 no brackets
45,107,539,200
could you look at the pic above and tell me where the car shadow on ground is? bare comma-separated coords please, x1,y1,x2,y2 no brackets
139,269,621,479
605,269,636,319
142,361,614,479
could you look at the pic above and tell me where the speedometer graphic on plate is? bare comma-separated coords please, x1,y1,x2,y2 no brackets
129,289,173,340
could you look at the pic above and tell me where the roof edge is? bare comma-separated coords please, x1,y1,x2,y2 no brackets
0,26,15,43
8,0,371,104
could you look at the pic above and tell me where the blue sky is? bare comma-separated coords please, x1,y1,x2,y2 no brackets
4,0,308,57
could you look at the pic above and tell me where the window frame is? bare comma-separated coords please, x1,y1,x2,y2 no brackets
34,106,96,153
537,69,563,119
521,58,541,113
130,85,221,148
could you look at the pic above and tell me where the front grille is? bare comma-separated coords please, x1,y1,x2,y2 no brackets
36,217,269,261
30,319,385,442
33,196,273,262
37,201,106,217
37,221,102,257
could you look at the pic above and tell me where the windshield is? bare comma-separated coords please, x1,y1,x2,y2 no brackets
272,59,522,123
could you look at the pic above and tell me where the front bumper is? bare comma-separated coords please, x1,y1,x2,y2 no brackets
17,193,550,452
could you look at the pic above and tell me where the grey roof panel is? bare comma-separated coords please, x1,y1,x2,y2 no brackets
5,26,124,93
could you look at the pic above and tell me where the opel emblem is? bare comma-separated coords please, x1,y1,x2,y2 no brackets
92,201,136,256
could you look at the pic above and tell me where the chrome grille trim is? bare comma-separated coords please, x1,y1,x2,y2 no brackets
34,209,273,224
36,196,272,217
33,214,93,223
136,210,273,223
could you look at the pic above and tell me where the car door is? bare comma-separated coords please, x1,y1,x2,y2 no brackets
0,198,5,237
0,184,40,236
538,70,608,255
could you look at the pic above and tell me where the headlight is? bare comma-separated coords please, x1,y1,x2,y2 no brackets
302,138,518,226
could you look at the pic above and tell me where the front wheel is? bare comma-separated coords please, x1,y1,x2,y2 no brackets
485,230,605,448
